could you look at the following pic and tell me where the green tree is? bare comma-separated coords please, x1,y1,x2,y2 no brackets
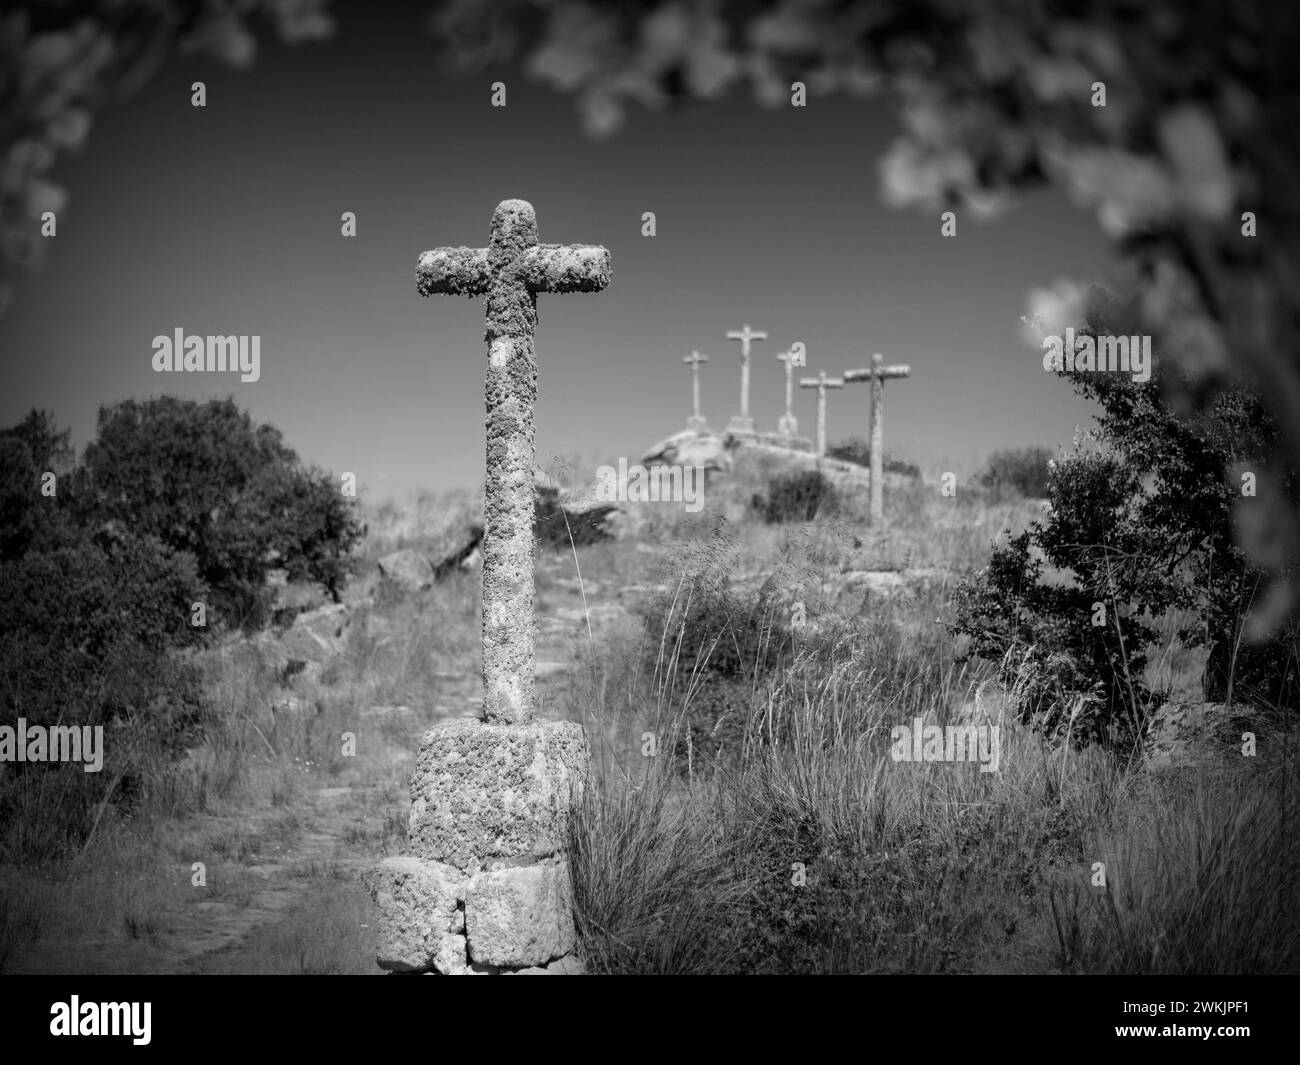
952,286,1297,752
0,409,75,562
269,465,365,603
79,396,359,627
0,525,207,730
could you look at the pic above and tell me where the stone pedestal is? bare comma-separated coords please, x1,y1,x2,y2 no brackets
370,718,589,974
686,415,708,432
727,415,755,435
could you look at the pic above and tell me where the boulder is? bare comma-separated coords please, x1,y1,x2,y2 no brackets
408,719,590,873
378,549,435,592
465,861,575,968
280,603,350,666
641,428,731,473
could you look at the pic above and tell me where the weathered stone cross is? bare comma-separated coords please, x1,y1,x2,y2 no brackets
416,199,610,724
799,369,844,457
776,349,800,439
682,349,709,431
725,323,766,435
844,352,912,525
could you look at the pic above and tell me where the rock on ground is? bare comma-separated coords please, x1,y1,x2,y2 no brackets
378,549,436,592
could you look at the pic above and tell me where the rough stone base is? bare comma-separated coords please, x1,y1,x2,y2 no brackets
368,856,465,972
466,860,575,967
373,717,591,974
409,718,589,872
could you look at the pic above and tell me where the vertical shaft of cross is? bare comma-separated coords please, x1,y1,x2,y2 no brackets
726,324,766,433
417,200,610,724
869,359,884,525
776,350,797,430
483,215,537,726
774,351,795,439
845,352,912,525
799,370,844,457
683,350,709,429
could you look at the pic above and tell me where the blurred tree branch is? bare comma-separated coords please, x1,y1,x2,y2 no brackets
422,0,1298,632
3,0,1296,631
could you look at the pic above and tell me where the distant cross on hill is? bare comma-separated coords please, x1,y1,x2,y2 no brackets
799,369,844,457
683,349,710,431
845,352,911,525
725,323,766,436
776,349,800,441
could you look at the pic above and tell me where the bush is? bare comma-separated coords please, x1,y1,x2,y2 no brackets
826,438,920,479
77,397,363,628
0,526,207,727
0,411,76,563
952,286,1300,753
752,470,837,524
634,535,794,767
980,447,1053,500
0,525,209,859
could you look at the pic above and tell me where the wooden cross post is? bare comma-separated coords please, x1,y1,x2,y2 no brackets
776,349,800,439
725,323,766,435
798,369,844,457
416,199,610,725
682,349,710,431
845,352,911,525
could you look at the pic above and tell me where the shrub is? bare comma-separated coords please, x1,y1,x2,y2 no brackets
952,286,1299,753
980,447,1053,499
77,397,362,628
826,438,920,479
0,411,76,563
634,533,794,767
752,470,836,524
0,526,209,859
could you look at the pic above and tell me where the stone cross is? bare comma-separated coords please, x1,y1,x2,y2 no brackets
682,349,709,431
416,199,610,725
725,323,766,434
799,369,844,457
776,349,800,439
844,352,911,525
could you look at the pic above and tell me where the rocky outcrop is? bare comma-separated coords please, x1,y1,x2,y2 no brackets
280,602,350,664
378,549,436,592
641,428,731,473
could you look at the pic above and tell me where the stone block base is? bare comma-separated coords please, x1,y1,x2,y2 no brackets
409,718,589,872
466,860,575,967
371,856,582,973
369,856,466,972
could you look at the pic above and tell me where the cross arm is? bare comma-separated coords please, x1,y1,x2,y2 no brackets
416,247,491,297
845,364,911,381
523,244,612,293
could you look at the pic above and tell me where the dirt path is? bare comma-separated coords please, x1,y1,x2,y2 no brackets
7,577,638,975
